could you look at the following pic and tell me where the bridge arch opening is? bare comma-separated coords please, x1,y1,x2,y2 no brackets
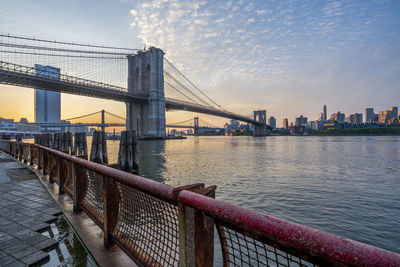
145,64,151,94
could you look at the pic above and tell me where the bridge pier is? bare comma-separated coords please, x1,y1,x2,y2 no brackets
126,47,166,138
253,110,267,136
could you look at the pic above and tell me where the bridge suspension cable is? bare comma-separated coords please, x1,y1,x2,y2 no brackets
104,111,126,121
63,110,102,121
164,57,228,112
0,33,140,52
169,118,194,125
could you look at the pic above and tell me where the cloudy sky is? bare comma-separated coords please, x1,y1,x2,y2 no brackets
1,0,399,127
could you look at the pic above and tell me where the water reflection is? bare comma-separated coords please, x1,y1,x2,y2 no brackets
42,216,97,266
137,140,166,183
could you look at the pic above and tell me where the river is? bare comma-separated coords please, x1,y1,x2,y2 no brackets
100,135,400,254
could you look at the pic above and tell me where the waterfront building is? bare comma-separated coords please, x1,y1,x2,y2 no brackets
389,106,398,119
35,65,61,132
224,119,240,135
348,113,363,124
323,105,327,121
283,118,288,129
378,106,398,123
295,115,308,126
330,111,345,123
365,108,374,123
17,123,41,132
306,121,317,130
268,116,276,129
318,112,324,121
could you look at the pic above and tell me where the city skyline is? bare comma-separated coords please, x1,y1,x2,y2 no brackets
1,0,400,127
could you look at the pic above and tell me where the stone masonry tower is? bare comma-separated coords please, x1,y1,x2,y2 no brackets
126,47,166,138
253,110,267,136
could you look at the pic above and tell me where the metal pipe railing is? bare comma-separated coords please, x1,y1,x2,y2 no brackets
178,189,400,267
0,139,399,266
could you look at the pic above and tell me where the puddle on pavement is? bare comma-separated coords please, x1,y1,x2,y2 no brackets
41,216,97,267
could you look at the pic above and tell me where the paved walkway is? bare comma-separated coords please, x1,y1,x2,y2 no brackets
0,152,61,266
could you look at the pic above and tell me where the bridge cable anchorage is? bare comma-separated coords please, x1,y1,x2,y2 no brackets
164,71,211,107
164,57,228,111
0,33,141,51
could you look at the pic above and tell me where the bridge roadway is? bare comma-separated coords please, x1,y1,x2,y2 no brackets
0,61,271,129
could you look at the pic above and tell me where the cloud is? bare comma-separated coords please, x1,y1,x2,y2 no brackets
128,0,400,125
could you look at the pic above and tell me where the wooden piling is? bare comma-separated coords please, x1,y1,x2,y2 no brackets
90,130,108,164
118,130,139,174
73,133,88,158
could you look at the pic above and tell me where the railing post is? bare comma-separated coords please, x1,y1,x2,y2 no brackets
29,145,34,166
58,157,65,194
43,151,49,176
18,143,23,161
103,175,120,249
49,154,55,184
178,186,216,267
72,161,80,212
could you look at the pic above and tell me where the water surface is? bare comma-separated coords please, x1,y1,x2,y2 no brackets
105,136,399,254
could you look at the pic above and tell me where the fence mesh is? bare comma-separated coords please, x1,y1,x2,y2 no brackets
80,167,104,228
113,181,180,267
217,225,316,267
62,159,73,197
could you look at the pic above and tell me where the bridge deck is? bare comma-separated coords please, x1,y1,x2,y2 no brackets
0,61,271,128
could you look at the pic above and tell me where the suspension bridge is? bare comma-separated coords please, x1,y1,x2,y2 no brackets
35,109,223,135
0,33,271,137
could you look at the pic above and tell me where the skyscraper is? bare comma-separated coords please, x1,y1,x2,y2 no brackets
268,116,276,129
295,115,308,126
365,108,374,123
323,105,327,121
283,118,288,129
389,106,398,119
34,65,61,124
330,111,345,123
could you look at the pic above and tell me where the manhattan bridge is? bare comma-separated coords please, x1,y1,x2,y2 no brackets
0,34,270,137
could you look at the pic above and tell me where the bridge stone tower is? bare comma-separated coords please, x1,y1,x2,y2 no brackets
253,110,267,136
194,117,199,136
126,47,166,138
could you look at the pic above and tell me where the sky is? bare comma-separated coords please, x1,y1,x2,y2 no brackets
0,0,399,127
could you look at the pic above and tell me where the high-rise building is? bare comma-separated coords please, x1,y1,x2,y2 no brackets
318,112,324,121
356,113,363,124
365,108,374,123
348,113,363,124
283,118,288,129
323,105,327,121
35,65,61,124
268,116,276,129
389,106,398,119
295,115,308,126
330,111,345,123
378,106,398,123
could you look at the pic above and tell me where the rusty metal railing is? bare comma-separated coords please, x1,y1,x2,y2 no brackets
0,139,399,266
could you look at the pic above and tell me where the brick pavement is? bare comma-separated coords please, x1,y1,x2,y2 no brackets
0,152,62,266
